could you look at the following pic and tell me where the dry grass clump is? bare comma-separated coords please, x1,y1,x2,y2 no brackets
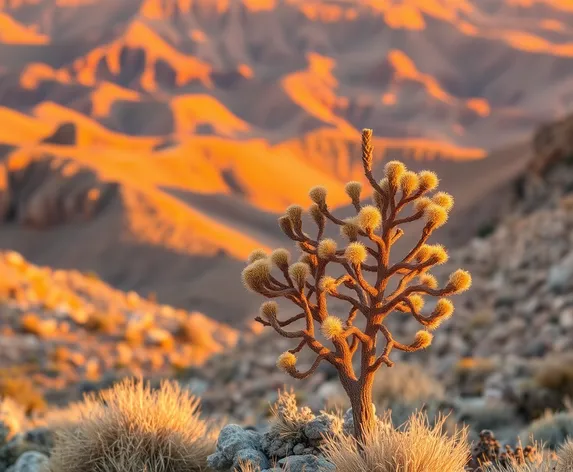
556,439,573,472
321,411,469,472
269,389,315,439
49,378,217,472
533,353,573,400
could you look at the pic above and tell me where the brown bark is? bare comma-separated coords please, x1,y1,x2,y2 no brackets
348,374,375,444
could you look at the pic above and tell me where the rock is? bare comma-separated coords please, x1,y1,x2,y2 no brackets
304,414,341,441
233,448,269,471
207,425,263,471
547,251,573,293
278,454,334,472
559,308,573,329
42,122,77,146
5,451,49,472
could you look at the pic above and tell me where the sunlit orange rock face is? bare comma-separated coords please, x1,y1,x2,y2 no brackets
0,0,570,321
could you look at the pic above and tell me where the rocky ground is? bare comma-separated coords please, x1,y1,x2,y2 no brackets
0,251,238,408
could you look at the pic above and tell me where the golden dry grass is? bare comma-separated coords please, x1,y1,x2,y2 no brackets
48,378,217,472
320,411,469,472
557,439,573,472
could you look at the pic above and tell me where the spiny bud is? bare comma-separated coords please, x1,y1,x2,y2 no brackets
309,203,325,226
418,170,439,191
248,249,267,264
427,299,454,330
414,197,432,213
345,181,362,202
260,301,279,320
319,276,337,293
409,294,425,312
277,352,297,371
419,273,438,289
340,219,360,241
427,244,449,265
448,269,472,293
400,171,419,196
289,262,311,290
278,216,296,239
309,186,327,205
385,160,406,187
321,316,344,340
410,330,433,350
432,192,454,212
286,204,303,223
318,239,338,259
271,248,290,270
241,259,271,292
425,203,448,228
345,242,368,265
357,205,382,232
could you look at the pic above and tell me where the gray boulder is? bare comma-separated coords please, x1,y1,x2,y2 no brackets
6,451,49,472
304,414,341,441
278,454,334,472
207,424,264,471
233,448,270,471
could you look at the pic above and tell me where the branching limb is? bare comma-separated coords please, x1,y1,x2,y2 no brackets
285,353,328,380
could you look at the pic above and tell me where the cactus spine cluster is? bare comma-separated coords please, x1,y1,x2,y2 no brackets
241,128,471,443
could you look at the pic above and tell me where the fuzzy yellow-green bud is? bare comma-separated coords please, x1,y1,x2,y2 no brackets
286,204,303,223
321,316,344,340
409,294,425,312
432,192,454,212
271,248,290,270
278,216,296,239
357,205,382,232
418,170,439,191
309,186,327,205
419,273,438,289
247,249,267,264
427,244,449,265
448,269,472,293
414,197,432,213
340,219,360,241
260,301,279,320
241,259,272,292
425,203,448,228
319,276,337,293
426,299,454,330
277,352,297,371
289,262,311,290
345,181,362,202
411,330,433,350
385,161,406,187
318,239,338,259
345,242,368,265
400,171,419,197
309,203,325,226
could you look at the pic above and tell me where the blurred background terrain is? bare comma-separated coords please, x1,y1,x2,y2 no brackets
1,0,573,452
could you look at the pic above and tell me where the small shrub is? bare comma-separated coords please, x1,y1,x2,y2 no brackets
0,377,46,414
20,313,58,338
556,439,573,472
269,389,316,439
49,378,217,472
519,410,573,450
321,411,470,472
533,353,573,401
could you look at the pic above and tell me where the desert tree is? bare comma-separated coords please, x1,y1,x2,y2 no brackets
241,129,471,443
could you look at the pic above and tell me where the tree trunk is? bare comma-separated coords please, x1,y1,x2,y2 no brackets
349,375,375,444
